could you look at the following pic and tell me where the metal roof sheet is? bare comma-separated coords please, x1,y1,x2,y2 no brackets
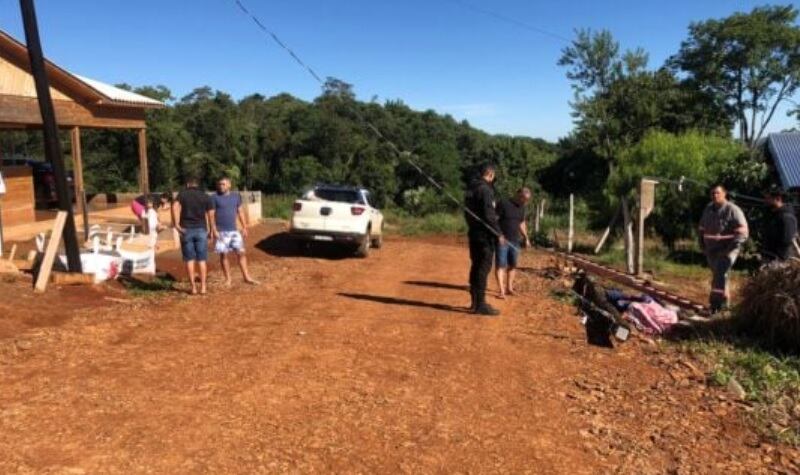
73,74,163,108
767,132,800,190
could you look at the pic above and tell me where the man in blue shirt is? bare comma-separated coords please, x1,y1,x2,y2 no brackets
210,177,258,286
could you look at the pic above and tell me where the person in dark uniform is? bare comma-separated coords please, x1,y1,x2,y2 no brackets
761,188,798,263
465,163,505,316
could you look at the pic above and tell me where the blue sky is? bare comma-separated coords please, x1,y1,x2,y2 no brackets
1,0,797,141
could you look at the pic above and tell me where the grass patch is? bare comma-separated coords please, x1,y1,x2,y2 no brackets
680,339,800,446
120,275,176,297
383,209,466,236
262,194,296,220
593,246,711,281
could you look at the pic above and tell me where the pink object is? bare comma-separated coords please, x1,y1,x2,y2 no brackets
626,301,678,335
131,199,146,218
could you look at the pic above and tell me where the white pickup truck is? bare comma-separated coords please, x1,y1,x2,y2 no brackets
289,185,384,257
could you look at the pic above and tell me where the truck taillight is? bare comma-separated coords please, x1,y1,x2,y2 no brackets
351,206,365,216
293,202,302,211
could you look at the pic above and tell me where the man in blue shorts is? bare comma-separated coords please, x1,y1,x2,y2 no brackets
210,177,258,287
495,187,532,299
172,176,213,295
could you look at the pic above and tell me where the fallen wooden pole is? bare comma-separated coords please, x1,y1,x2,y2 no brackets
545,248,709,315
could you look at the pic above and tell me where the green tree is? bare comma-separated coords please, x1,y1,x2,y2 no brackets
609,130,747,249
670,5,800,148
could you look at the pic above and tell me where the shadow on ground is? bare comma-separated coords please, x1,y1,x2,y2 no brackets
403,281,469,292
256,232,359,260
338,293,469,314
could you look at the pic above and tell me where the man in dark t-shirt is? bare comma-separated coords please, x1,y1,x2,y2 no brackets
171,176,213,295
495,187,532,299
210,177,258,287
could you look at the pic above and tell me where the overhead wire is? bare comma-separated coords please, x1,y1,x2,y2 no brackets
441,0,572,44
231,0,517,248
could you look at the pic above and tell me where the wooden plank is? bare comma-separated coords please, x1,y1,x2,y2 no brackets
594,205,621,254
50,270,94,286
34,210,67,293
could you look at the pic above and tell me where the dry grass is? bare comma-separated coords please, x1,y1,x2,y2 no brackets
736,261,800,354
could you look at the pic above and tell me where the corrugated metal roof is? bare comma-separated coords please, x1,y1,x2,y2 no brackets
73,74,164,108
768,132,800,191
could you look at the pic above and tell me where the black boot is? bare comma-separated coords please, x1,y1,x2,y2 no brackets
472,292,500,316
474,303,500,316
469,290,477,312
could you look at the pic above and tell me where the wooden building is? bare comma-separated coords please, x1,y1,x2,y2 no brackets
0,28,164,231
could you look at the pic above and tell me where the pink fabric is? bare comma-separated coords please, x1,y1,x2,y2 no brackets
131,200,146,218
625,301,678,335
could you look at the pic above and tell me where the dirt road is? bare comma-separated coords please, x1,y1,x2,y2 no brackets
0,224,796,473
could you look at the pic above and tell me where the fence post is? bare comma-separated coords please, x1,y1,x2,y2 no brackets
622,197,635,274
635,179,658,277
568,194,574,253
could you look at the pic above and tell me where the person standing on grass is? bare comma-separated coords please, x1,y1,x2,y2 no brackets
495,187,532,299
210,177,259,287
465,162,505,316
172,176,213,295
698,184,749,313
761,188,797,264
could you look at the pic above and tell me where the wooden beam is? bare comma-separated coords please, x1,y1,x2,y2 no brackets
138,128,149,194
34,210,67,292
70,126,90,240
0,95,146,129
70,126,84,210
50,270,94,286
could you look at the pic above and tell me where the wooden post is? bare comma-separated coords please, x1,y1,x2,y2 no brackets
34,210,67,292
594,205,621,254
534,201,541,233
138,128,149,195
635,179,657,276
70,126,89,241
567,194,574,253
622,197,635,274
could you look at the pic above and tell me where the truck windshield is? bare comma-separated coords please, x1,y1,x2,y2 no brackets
314,188,363,204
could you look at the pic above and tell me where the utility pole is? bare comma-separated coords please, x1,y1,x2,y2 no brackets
19,0,82,272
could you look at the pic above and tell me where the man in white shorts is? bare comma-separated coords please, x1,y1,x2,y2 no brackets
210,177,259,286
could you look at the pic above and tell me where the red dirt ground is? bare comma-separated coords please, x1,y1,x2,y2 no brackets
0,222,797,474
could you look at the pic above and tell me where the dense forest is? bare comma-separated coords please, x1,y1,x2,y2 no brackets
1,5,799,243
0,79,557,215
